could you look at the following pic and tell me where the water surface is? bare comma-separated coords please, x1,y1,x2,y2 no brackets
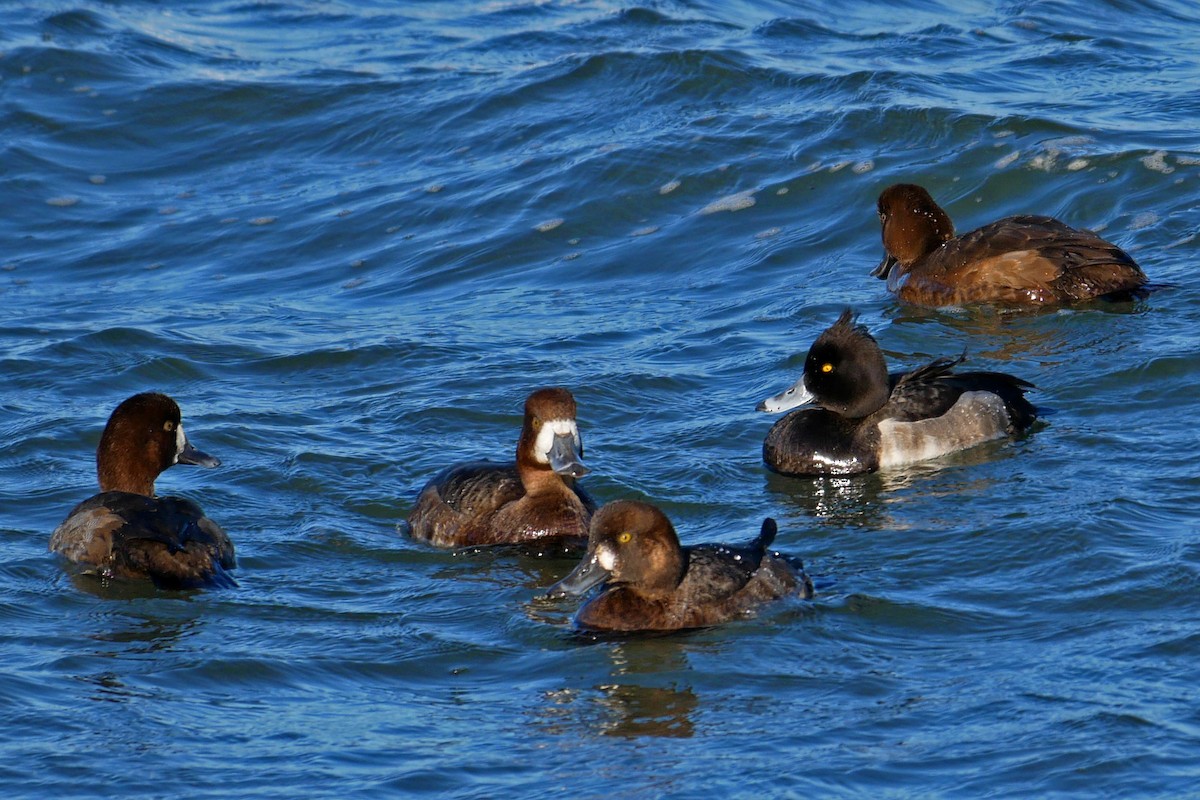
2,1,1199,797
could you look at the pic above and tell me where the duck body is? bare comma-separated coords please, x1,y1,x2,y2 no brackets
50,392,234,589
550,501,812,633
875,183,1147,307
407,387,595,551
409,459,594,550
51,491,234,587
759,310,1037,476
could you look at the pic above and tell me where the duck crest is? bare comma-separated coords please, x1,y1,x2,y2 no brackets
805,310,890,418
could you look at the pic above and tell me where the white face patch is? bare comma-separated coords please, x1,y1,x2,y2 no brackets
533,419,579,463
173,422,187,464
597,544,616,572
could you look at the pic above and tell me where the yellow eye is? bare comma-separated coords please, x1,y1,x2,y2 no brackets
821,363,834,373
617,532,632,544
163,421,175,432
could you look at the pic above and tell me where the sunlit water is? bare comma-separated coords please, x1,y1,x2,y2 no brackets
2,1,1199,797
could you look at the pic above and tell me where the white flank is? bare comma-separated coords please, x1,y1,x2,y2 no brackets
877,392,1009,470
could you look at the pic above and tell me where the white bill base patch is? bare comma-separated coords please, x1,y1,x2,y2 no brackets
597,544,616,572
877,391,1010,469
534,419,579,463
174,422,187,464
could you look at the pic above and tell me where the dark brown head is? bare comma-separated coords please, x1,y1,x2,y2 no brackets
874,183,956,279
759,309,890,419
549,500,685,599
516,387,588,482
95,392,220,495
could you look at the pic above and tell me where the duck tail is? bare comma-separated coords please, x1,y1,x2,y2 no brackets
757,517,778,550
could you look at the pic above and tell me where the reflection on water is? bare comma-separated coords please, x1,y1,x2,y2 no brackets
86,613,198,654
765,442,1016,527
66,569,194,602
68,600,204,704
535,640,699,739
882,300,1149,364
764,470,913,526
76,670,163,704
432,546,580,592
592,681,697,739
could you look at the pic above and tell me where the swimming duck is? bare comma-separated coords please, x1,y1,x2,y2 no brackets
49,392,235,588
874,183,1148,306
548,500,812,633
407,387,596,550
758,310,1037,476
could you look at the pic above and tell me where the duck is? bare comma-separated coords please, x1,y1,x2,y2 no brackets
407,387,596,551
757,309,1038,476
547,500,812,633
49,392,235,588
874,182,1148,306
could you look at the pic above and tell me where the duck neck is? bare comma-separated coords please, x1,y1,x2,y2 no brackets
515,429,569,497
635,542,687,598
96,436,159,496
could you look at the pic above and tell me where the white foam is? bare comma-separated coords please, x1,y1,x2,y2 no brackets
700,190,756,215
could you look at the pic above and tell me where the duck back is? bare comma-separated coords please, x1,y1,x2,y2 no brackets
898,215,1147,306
575,549,808,632
409,461,593,549
50,491,235,588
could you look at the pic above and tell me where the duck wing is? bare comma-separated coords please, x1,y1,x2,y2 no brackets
885,354,970,422
679,518,778,603
935,216,1146,301
887,353,1036,430
430,461,524,516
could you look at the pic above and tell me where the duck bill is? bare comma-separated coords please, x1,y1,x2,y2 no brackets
871,252,897,280
178,439,221,468
547,552,610,597
756,377,815,413
549,432,588,478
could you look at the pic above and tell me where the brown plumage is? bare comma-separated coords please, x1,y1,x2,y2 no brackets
49,392,235,588
874,183,1148,307
548,500,812,633
407,387,595,551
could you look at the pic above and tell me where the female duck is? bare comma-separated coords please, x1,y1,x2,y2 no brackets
758,310,1037,476
874,183,1148,306
548,500,812,633
50,392,235,588
408,387,595,551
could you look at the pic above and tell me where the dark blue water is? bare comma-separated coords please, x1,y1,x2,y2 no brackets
2,1,1199,797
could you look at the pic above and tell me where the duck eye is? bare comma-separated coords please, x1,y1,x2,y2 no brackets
617,532,632,544
821,363,834,373
163,421,175,432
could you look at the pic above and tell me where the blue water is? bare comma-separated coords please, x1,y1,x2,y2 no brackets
2,1,1199,796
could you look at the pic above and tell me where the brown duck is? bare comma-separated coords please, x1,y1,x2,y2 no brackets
874,183,1148,307
548,500,812,633
50,392,234,588
407,387,595,551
